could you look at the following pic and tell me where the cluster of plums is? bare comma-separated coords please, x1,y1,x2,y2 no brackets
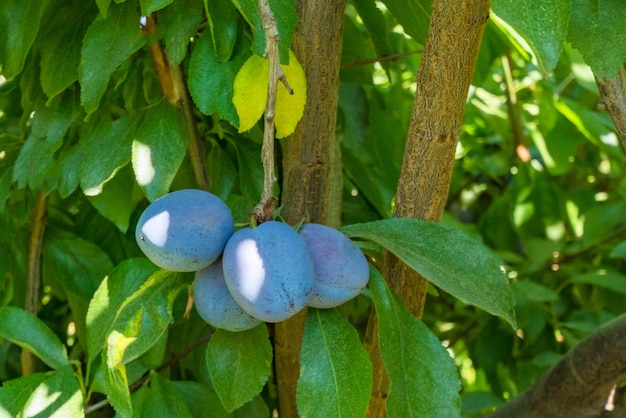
135,189,369,332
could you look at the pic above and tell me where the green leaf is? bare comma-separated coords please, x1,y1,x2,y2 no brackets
0,0,49,80
570,270,626,295
0,307,69,370
105,269,191,367
341,218,517,329
170,381,231,418
79,1,146,116
230,0,297,63
297,309,372,418
205,325,272,412
40,1,98,100
158,0,203,65
188,30,249,126
86,258,159,366
230,138,264,203
43,226,114,303
492,0,570,74
21,365,83,418
102,361,132,417
610,240,626,259
352,0,393,65
142,373,194,418
513,280,559,303
87,165,143,233
131,100,189,201
377,0,431,45
140,0,173,15
0,373,48,418
80,112,142,196
567,0,626,78
369,267,461,418
13,94,81,192
205,0,239,62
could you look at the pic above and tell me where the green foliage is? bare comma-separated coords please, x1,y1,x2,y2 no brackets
1,0,626,417
342,219,517,328
205,326,272,412
297,309,372,418
0,307,68,370
370,268,461,417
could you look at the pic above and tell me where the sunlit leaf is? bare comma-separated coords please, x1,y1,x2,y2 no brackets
341,218,517,329
232,50,306,137
492,0,570,74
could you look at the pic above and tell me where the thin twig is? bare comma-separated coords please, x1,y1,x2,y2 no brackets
21,190,48,375
340,49,423,69
252,0,283,223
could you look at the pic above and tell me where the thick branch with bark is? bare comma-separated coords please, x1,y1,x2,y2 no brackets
596,68,626,154
273,1,346,416
491,313,626,418
365,1,490,416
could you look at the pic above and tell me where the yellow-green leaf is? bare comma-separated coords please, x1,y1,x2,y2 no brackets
232,50,306,137
233,54,268,133
276,50,307,138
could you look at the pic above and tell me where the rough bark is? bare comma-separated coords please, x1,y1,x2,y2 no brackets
365,0,490,416
596,68,626,154
491,313,626,418
273,1,345,416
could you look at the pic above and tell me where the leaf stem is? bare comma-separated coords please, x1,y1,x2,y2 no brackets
21,190,48,375
252,0,282,223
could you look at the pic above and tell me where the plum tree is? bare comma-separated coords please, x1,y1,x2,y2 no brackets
135,189,234,272
193,258,261,332
222,221,314,322
298,223,369,308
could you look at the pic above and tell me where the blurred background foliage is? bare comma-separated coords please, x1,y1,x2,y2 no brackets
0,0,625,416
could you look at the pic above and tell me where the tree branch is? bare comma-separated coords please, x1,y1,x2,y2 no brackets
491,313,626,418
596,68,626,154
364,1,490,415
274,0,346,416
21,190,48,375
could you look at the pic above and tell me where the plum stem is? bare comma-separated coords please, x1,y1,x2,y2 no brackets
252,0,283,224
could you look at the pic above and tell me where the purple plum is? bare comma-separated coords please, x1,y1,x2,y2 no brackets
135,189,233,271
299,223,369,308
193,258,261,332
222,221,314,322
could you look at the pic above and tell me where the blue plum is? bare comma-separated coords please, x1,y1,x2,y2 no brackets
222,221,314,322
135,189,234,272
193,258,261,332
298,223,369,308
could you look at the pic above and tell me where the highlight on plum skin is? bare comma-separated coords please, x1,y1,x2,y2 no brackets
222,221,314,323
193,258,261,332
135,189,234,272
298,223,369,309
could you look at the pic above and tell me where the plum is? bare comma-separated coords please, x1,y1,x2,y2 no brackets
135,189,234,272
193,258,261,332
222,221,314,322
298,223,369,308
